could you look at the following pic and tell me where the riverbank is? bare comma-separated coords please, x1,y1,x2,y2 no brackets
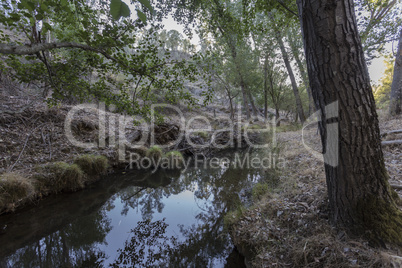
0,95,262,214
227,111,402,267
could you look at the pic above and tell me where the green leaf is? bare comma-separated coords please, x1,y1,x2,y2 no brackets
40,3,50,12
36,13,44,21
43,22,52,31
60,0,68,6
136,9,147,23
21,0,36,12
138,0,153,12
110,0,130,21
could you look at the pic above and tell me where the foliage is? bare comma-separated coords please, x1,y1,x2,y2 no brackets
355,0,402,61
0,0,213,121
373,56,394,109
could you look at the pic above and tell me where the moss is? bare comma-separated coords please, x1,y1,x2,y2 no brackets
74,154,108,177
37,162,85,193
354,195,402,247
146,145,163,165
0,173,34,208
164,151,184,169
252,183,269,201
390,188,401,206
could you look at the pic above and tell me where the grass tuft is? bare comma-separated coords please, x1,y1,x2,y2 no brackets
252,183,269,201
146,145,163,165
164,151,185,169
74,154,108,177
0,173,34,211
36,162,85,193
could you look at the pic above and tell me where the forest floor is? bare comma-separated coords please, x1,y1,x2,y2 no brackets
229,110,402,267
1,94,401,267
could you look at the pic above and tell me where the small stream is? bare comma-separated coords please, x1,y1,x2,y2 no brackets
0,152,269,267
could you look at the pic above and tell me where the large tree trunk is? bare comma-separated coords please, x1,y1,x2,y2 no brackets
389,28,402,116
275,34,306,123
298,0,402,245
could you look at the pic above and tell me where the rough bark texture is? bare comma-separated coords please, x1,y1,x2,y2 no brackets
298,0,402,245
389,29,402,116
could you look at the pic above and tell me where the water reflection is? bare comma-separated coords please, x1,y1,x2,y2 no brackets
0,153,266,267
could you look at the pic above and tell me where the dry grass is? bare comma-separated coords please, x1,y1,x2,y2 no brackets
228,111,402,267
36,162,86,193
74,154,108,177
0,172,34,212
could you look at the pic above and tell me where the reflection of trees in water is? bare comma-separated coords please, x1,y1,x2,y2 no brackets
113,164,261,267
4,210,111,268
111,218,177,268
1,152,264,267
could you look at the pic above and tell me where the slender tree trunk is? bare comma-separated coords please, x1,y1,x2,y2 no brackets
298,0,402,245
275,107,280,126
228,43,250,119
264,55,269,121
225,87,235,120
276,34,306,123
389,28,402,115
248,91,258,119
239,75,250,119
289,35,315,115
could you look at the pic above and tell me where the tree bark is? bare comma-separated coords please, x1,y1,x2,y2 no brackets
264,55,269,121
248,91,259,120
227,43,250,120
288,32,315,116
389,28,402,115
275,33,306,123
298,0,402,245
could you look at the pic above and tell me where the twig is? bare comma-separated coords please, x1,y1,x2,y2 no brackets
122,187,147,201
382,140,402,146
381,129,402,138
390,184,402,190
7,134,30,172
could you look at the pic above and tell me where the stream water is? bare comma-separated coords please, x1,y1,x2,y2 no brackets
0,152,270,267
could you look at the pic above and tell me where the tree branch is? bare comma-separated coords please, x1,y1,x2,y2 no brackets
0,42,146,76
